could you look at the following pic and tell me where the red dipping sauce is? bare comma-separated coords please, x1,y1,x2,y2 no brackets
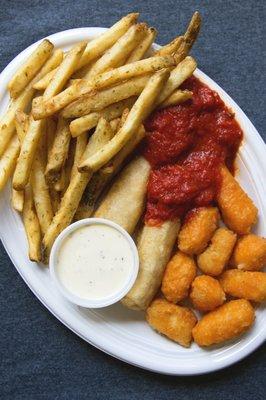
143,76,243,225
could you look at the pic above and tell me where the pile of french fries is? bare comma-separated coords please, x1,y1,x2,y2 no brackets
0,12,200,264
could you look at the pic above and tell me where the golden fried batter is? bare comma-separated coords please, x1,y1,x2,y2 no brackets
161,251,197,303
220,270,266,302
190,275,226,312
192,299,255,346
231,234,266,271
146,298,197,347
178,207,220,255
216,166,257,235
197,228,237,276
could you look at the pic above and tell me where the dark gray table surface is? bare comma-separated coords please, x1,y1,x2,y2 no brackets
0,1,265,399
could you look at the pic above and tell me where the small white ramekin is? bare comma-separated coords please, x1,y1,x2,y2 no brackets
49,218,139,308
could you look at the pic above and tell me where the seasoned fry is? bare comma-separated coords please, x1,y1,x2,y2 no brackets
122,220,180,310
76,124,145,219
182,11,201,54
46,117,57,160
0,135,20,190
11,110,30,211
11,188,24,212
79,69,170,172
62,75,150,119
31,151,54,234
109,117,121,133
8,39,54,98
217,166,258,234
22,185,42,262
146,298,197,347
190,276,226,312
69,97,136,137
193,300,255,346
178,207,220,255
126,27,157,63
49,188,60,214
197,228,237,276
155,36,183,57
220,270,266,302
77,13,139,70
12,118,45,190
86,23,148,79
40,42,86,102
155,56,197,105
33,67,58,90
15,110,29,141
93,55,175,89
42,118,113,261
231,234,266,271
95,156,150,232
45,117,71,184
0,48,63,158
70,132,87,179
159,89,193,108
161,251,197,303
33,55,174,119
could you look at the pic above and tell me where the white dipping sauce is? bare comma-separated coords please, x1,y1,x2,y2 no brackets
56,224,134,300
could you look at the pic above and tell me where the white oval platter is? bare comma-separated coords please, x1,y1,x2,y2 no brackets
0,28,265,375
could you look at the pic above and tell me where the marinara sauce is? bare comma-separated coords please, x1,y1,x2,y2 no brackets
143,76,243,225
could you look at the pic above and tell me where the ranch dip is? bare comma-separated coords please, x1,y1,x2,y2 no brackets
55,224,135,300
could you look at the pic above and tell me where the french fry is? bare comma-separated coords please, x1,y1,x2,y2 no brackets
126,27,157,63
69,98,136,137
101,123,145,175
42,118,114,261
91,55,175,89
79,69,170,173
8,39,54,98
155,36,183,57
49,188,60,214
77,13,139,70
110,118,121,133
41,42,87,101
85,23,147,79
46,117,57,160
45,117,71,184
159,89,193,108
15,110,30,141
62,75,150,119
11,111,30,211
0,49,63,158
54,138,75,193
0,136,20,190
12,118,45,190
22,185,42,262
33,67,59,90
155,56,197,105
70,132,87,179
31,151,54,234
11,188,24,212
182,11,201,53
34,54,171,119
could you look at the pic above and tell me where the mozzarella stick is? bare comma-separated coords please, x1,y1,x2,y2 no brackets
231,234,266,271
122,219,180,310
95,156,150,233
217,166,258,234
